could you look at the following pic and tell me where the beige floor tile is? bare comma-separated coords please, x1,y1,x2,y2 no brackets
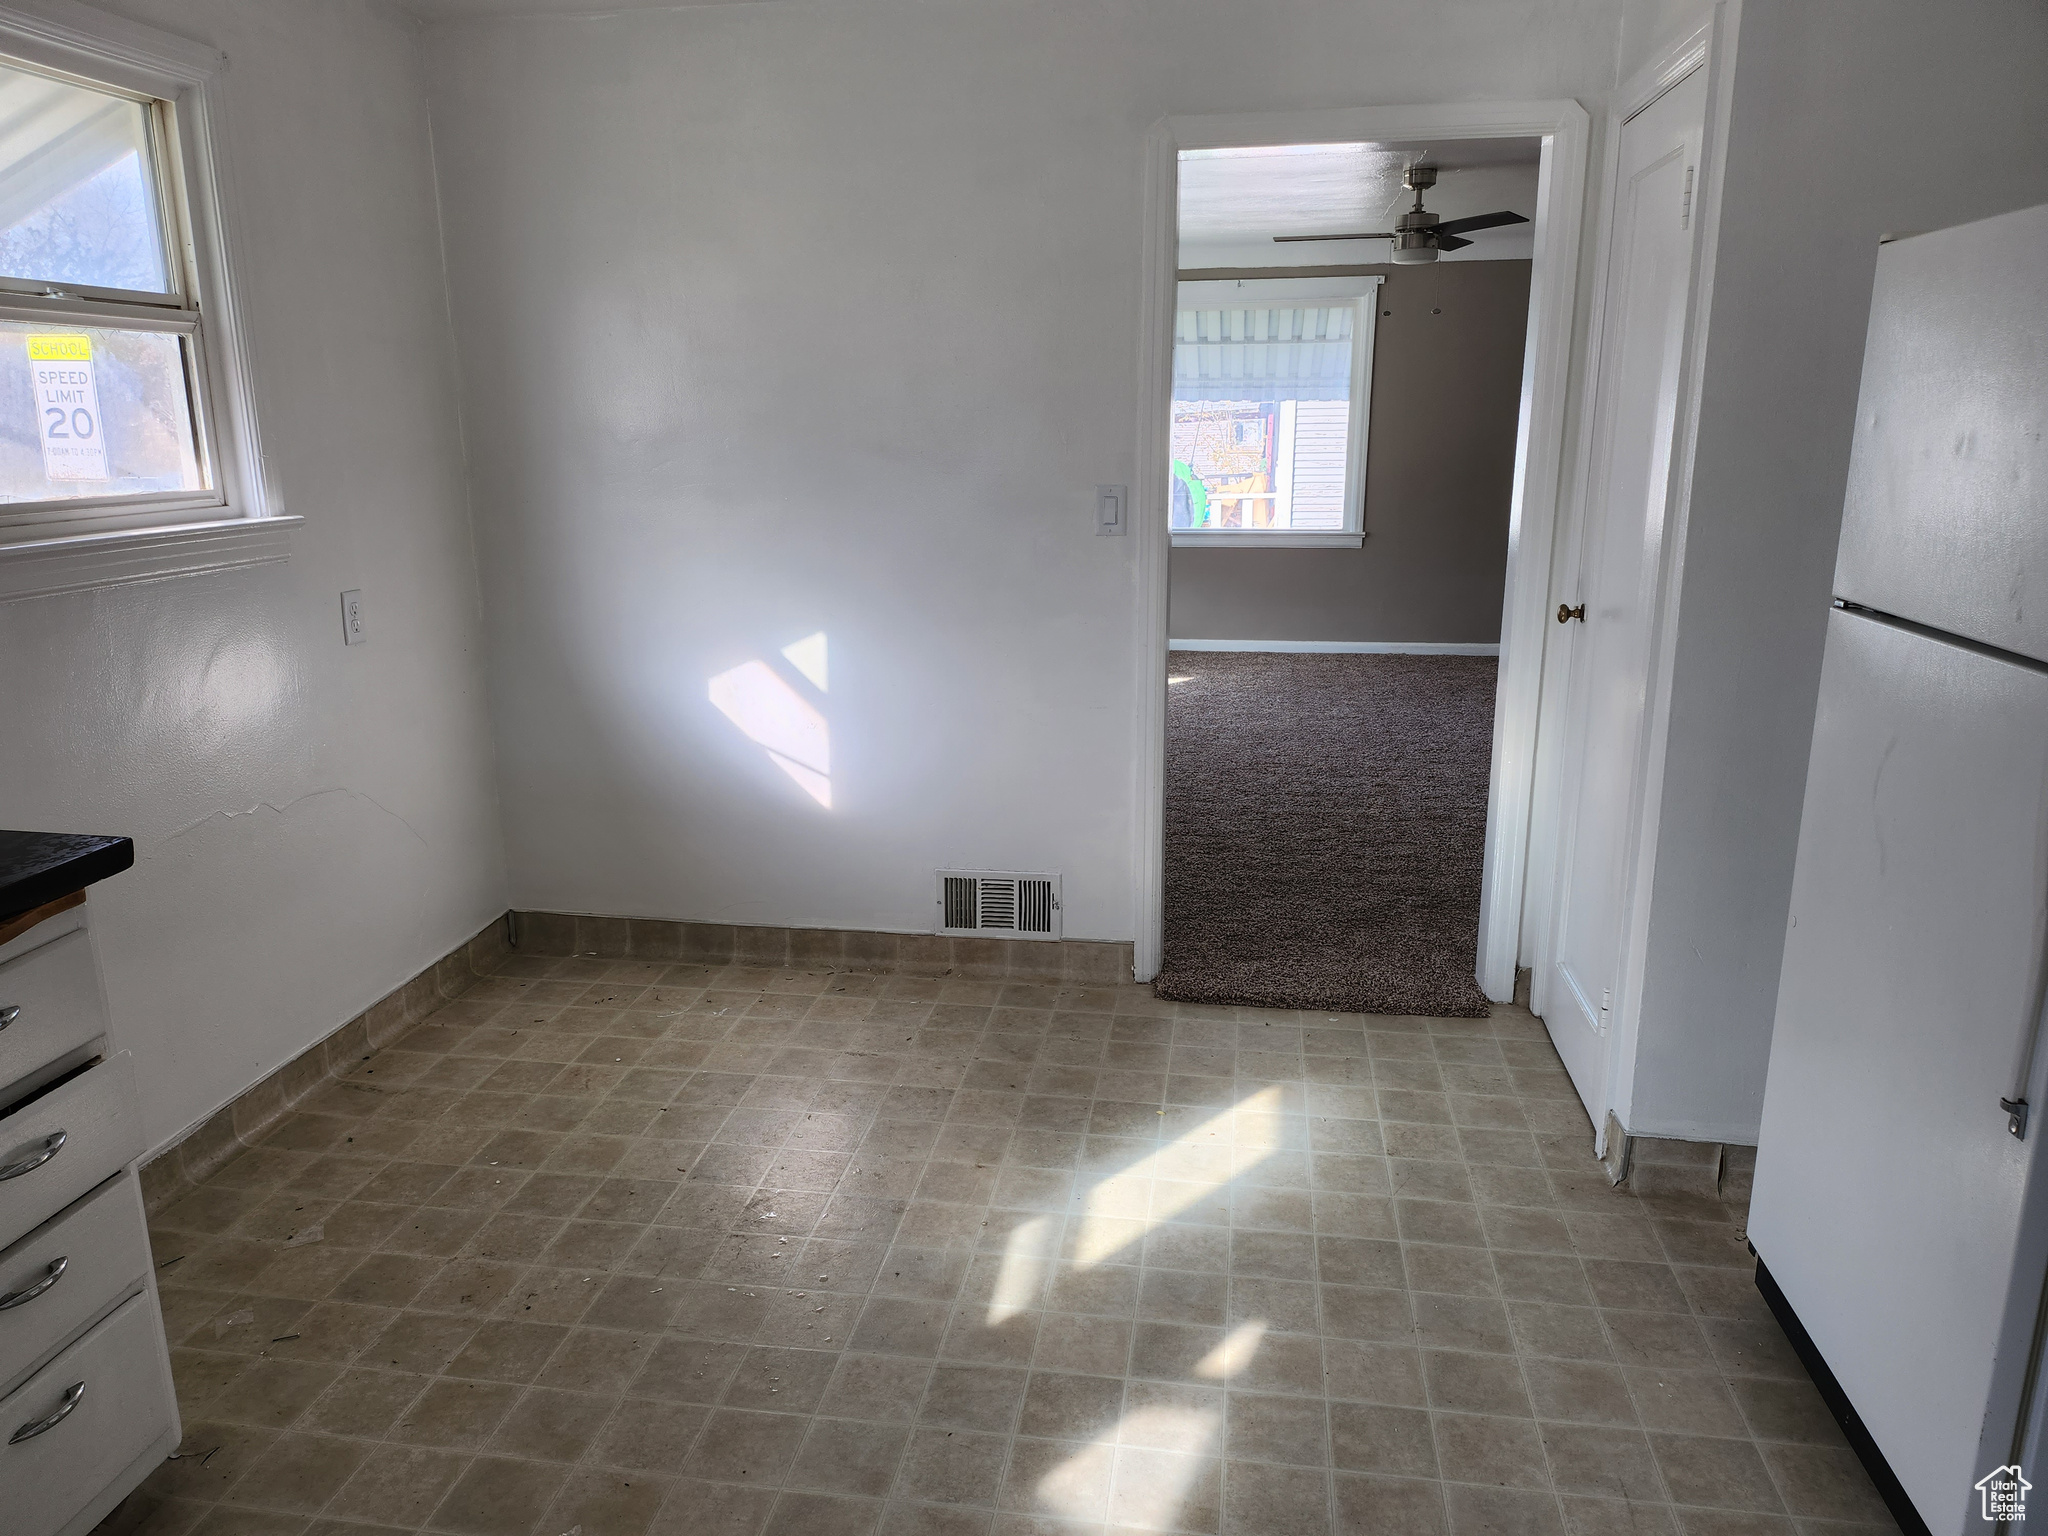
388,1376,519,1448
538,1466,674,1535
428,1454,569,1534
1435,1412,1551,1489
220,1432,372,1514
1444,1482,1567,1535
104,959,1896,1536
489,1385,615,1459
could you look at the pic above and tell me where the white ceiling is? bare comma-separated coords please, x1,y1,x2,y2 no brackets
1177,138,1540,248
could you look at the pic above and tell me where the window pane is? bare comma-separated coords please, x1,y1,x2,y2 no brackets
0,62,168,294
0,323,203,503
1170,304,1353,531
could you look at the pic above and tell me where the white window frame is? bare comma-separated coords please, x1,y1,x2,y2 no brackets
0,0,294,602
1169,275,1380,549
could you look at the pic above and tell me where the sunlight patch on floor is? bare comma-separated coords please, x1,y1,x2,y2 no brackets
1195,1317,1266,1380
1036,1402,1223,1527
1071,1084,1284,1267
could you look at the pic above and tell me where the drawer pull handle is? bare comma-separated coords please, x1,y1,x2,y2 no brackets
0,1130,65,1181
8,1382,84,1444
0,1255,67,1311
0,1005,17,1030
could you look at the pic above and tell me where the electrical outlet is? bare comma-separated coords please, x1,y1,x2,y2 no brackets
340,590,366,645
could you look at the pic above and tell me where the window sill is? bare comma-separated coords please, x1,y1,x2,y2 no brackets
0,514,301,602
1171,531,1365,549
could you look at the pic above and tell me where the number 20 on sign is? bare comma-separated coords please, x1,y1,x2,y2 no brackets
28,333,108,482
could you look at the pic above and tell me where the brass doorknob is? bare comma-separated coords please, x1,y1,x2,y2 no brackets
1558,603,1586,624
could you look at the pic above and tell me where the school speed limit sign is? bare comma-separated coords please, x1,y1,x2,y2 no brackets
29,333,108,481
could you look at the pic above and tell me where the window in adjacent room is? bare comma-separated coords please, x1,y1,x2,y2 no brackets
0,53,215,535
1169,277,1379,547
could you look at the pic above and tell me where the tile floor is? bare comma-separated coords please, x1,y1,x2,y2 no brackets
100,954,1898,1536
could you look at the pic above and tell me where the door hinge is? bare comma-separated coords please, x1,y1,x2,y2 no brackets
2003,1095,2030,1139
1681,165,1695,229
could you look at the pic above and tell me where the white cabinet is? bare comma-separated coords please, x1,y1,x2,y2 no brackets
0,1176,153,1397
0,1293,178,1536
0,1054,144,1247
0,899,177,1535
0,926,107,1100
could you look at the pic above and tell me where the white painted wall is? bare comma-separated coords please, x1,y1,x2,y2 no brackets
1615,0,1710,80
421,0,1624,941
1616,0,2048,1139
0,0,507,1153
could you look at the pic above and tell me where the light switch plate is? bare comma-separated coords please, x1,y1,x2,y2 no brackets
1096,484,1127,537
341,589,366,645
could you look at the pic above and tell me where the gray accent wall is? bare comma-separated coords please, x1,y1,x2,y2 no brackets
1167,259,1531,645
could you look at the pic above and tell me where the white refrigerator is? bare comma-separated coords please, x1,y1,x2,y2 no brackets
1751,199,2048,1535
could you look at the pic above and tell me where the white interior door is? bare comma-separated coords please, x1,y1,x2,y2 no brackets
1546,67,1707,1123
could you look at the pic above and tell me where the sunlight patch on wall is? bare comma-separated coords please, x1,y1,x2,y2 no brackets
782,630,828,691
709,651,831,807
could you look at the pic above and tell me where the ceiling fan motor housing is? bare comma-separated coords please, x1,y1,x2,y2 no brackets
1392,163,1442,263
1392,212,1442,264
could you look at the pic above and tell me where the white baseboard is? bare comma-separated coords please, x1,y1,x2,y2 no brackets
1169,638,1501,656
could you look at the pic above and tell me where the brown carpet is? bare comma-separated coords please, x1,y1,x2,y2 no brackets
1154,650,1497,1017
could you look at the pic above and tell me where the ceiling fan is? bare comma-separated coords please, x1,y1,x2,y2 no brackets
1272,165,1528,264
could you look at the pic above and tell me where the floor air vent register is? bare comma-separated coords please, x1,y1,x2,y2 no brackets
936,870,1061,940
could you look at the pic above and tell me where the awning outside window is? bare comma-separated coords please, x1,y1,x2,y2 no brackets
1173,304,1356,403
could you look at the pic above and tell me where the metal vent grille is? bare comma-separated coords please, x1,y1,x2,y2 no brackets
936,870,1061,941
942,875,978,931
978,880,1018,931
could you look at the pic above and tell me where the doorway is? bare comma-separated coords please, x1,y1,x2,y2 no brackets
1156,142,1536,1014
1130,103,1594,1000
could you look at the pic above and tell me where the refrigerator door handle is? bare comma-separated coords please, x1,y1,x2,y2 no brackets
2001,1096,2030,1139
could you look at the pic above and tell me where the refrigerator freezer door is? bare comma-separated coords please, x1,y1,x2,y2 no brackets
1835,201,2048,663
1750,607,2048,1531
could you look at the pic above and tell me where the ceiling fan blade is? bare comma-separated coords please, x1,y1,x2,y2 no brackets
1432,210,1530,238
1271,232,1396,243
1435,233,1473,252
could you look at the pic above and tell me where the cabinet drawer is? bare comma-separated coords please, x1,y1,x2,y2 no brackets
0,1055,139,1252
0,1175,150,1398
0,931,108,1103
0,1291,175,1536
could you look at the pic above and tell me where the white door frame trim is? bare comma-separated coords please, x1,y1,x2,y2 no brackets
1131,98,1592,991
1525,7,1740,1145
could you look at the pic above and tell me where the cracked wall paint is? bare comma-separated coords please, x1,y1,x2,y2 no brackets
162,787,434,852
